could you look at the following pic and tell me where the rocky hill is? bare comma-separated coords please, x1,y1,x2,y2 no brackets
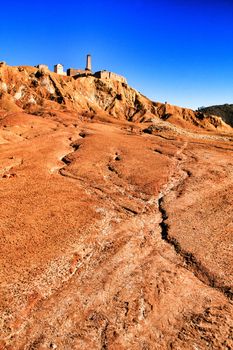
0,62,230,131
198,104,233,127
0,63,233,350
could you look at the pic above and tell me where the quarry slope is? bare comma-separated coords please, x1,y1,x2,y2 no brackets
0,64,233,350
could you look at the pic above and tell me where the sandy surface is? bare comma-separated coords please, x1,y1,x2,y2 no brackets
0,108,233,349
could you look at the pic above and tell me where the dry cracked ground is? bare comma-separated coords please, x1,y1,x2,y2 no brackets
0,66,233,350
1,111,233,350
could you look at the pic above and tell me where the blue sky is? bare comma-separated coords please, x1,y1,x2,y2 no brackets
0,0,233,109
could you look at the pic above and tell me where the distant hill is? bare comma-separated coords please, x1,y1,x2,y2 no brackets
198,104,233,126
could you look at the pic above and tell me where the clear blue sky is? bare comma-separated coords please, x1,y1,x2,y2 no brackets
1,0,233,109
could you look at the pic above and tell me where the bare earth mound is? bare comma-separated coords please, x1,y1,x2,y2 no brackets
0,64,233,349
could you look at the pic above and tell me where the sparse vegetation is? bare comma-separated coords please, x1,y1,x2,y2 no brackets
198,104,233,126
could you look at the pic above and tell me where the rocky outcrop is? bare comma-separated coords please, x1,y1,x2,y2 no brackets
0,64,230,131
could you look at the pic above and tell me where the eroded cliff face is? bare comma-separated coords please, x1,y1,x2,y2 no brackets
0,64,154,120
0,64,233,350
0,63,230,130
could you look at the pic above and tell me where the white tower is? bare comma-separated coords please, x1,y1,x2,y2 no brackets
85,54,92,71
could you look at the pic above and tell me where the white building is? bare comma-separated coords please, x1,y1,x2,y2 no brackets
54,64,66,76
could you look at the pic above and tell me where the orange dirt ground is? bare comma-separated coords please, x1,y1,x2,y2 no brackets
0,65,233,349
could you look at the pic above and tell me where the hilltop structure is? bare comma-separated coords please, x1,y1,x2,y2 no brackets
54,64,66,76
66,54,92,77
94,70,127,84
67,68,91,77
38,54,127,83
85,54,92,71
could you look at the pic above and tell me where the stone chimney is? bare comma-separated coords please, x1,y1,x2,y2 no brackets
85,54,92,71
